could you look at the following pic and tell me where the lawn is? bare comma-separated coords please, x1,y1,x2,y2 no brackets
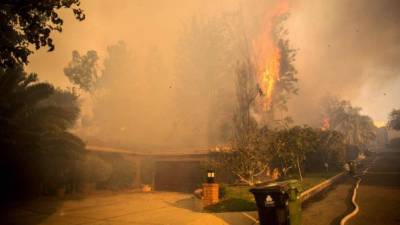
205,171,340,212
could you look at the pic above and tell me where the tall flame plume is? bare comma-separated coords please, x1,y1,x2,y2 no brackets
252,1,289,112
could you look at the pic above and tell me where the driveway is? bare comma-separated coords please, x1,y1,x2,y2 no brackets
3,192,257,225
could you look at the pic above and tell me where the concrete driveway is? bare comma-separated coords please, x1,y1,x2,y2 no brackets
4,192,257,225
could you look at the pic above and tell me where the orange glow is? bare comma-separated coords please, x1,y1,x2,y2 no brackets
321,117,330,130
252,1,289,112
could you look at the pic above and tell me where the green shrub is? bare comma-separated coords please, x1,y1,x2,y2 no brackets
81,155,112,183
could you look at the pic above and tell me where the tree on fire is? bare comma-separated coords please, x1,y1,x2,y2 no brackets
210,59,271,186
267,13,298,122
0,0,85,69
322,96,376,148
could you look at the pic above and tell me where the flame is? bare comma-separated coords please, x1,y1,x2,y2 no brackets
321,117,330,131
252,1,289,112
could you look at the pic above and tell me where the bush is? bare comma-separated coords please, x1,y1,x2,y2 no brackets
99,155,136,190
81,154,112,184
219,184,227,199
388,137,400,149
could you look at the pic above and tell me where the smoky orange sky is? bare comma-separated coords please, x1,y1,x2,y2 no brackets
26,0,400,149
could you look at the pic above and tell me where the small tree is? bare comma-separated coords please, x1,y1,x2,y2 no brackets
210,128,270,186
306,129,346,172
270,126,317,181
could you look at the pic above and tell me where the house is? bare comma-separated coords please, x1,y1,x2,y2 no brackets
86,145,210,192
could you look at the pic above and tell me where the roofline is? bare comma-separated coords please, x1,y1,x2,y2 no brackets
86,144,213,156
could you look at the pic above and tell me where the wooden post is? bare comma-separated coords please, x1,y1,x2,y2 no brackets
134,157,142,188
203,183,219,207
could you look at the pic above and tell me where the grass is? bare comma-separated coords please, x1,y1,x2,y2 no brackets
301,171,339,190
205,171,340,212
205,186,256,212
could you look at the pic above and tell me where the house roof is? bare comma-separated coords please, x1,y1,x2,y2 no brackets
86,144,215,156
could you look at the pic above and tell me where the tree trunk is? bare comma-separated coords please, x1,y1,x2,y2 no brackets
296,157,303,181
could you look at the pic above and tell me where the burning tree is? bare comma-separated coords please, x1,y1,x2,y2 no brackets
210,59,271,186
321,96,376,148
251,3,298,127
209,2,299,185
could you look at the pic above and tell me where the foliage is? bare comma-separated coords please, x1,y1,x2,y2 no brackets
268,126,317,180
80,154,112,183
388,137,400,149
322,96,376,148
209,60,271,186
205,185,255,212
305,130,346,171
388,109,400,131
270,14,298,113
65,42,139,144
64,50,99,93
104,156,136,190
0,66,85,199
212,123,347,184
207,172,338,212
0,0,85,68
174,14,240,145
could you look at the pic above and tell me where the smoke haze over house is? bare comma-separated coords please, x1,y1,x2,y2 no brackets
26,0,400,150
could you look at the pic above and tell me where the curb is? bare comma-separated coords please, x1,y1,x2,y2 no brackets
300,172,345,202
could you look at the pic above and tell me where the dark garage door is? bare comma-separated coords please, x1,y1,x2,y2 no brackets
154,161,203,192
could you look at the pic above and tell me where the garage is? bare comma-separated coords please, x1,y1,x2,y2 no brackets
154,160,203,192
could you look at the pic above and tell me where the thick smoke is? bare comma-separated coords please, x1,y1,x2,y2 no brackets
286,0,400,125
26,0,400,150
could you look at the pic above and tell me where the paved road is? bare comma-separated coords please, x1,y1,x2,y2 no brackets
301,176,355,225
348,151,400,225
3,192,256,225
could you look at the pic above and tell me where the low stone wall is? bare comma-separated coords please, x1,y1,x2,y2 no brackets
300,172,346,202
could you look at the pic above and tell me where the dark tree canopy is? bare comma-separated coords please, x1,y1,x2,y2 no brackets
388,109,400,131
0,66,85,199
0,0,85,68
271,13,298,112
64,50,99,92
